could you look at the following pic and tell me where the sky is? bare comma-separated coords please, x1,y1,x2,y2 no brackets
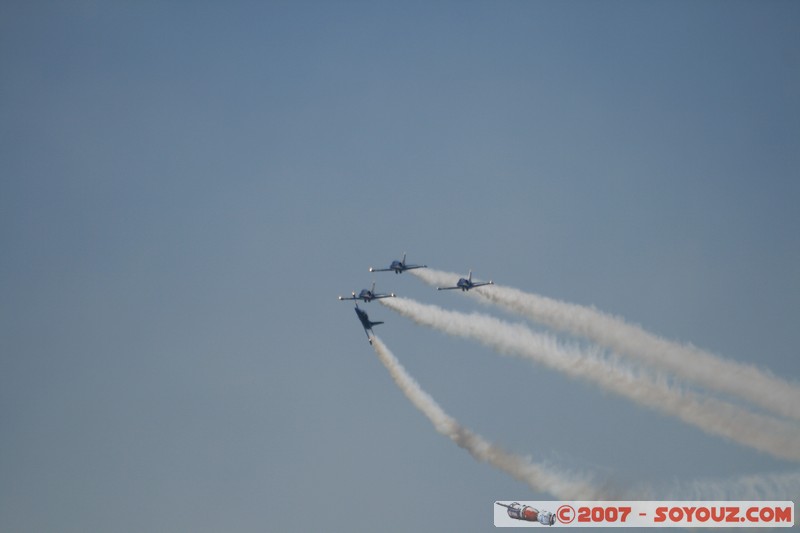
1,1,799,531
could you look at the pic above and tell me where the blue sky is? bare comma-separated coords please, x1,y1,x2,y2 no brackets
2,2,799,531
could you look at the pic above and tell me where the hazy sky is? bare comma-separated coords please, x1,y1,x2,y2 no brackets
2,2,799,531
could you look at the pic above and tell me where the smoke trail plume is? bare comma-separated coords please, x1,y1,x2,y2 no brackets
370,336,606,499
658,470,800,501
374,332,800,501
411,268,800,422
380,297,800,462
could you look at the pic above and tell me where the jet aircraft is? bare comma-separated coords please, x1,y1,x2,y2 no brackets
369,253,427,274
354,304,383,344
338,281,395,303
437,270,494,291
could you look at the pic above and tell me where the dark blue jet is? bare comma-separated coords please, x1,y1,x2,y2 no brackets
369,253,427,274
338,281,395,303
354,304,383,344
437,270,494,292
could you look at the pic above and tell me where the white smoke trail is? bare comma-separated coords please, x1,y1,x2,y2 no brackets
380,297,800,462
658,470,800,501
370,336,606,500
374,332,800,501
411,268,800,422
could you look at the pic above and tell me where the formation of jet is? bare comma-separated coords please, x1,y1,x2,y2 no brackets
341,255,494,342
496,502,555,526
437,270,494,291
354,304,382,344
369,253,427,274
338,281,395,303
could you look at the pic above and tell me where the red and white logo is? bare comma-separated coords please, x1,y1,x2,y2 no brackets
494,501,794,527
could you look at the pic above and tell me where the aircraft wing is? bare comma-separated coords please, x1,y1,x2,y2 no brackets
403,264,426,270
437,286,461,290
338,295,358,301
371,293,395,299
368,267,393,272
472,281,494,288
